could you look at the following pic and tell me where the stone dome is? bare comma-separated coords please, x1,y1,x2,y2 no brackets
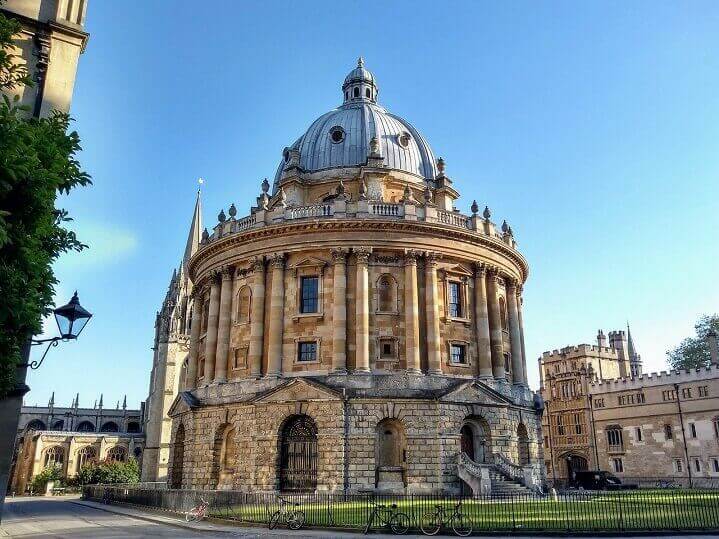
273,59,438,192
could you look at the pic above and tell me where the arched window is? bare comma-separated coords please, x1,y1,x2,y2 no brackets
211,424,237,488
377,274,397,313
77,421,95,432
100,421,119,433
606,426,623,449
51,420,64,431
353,87,359,98
106,446,126,462
279,415,318,492
365,88,370,98
25,419,46,431
376,418,406,468
76,446,96,472
201,299,210,333
517,423,530,465
236,286,251,324
126,421,140,434
499,297,508,331
44,446,64,468
170,424,185,489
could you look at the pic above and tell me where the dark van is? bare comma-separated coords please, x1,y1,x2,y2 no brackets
573,471,639,490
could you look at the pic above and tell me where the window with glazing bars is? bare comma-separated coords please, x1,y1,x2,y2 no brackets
300,276,319,313
297,341,317,362
448,282,462,317
450,344,466,364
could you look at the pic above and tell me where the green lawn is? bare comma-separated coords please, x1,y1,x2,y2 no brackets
206,490,719,531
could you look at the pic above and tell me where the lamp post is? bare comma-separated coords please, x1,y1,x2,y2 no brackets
0,292,91,522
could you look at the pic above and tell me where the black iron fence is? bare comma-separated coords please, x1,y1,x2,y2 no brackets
83,485,719,532
548,476,719,491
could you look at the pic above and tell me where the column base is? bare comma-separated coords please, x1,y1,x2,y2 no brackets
330,368,348,375
353,368,371,375
428,369,443,376
263,373,282,379
406,368,422,375
213,377,227,384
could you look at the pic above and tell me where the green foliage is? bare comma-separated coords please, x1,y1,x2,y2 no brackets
667,314,719,370
30,464,63,492
0,8,91,395
77,458,140,486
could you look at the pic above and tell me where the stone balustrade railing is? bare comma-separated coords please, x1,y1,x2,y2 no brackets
492,452,542,491
207,198,518,250
458,451,485,477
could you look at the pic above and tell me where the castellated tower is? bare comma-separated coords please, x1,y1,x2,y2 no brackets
141,191,202,482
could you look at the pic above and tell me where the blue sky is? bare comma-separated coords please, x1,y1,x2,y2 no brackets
26,1,719,409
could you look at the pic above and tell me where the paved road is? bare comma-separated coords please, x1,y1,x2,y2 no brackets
1,496,715,539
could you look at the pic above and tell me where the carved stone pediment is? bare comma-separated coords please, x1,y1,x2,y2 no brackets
440,263,474,280
289,256,329,276
167,391,200,417
439,381,512,406
252,378,342,404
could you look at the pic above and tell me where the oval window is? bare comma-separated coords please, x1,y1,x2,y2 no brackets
329,126,345,144
398,131,411,148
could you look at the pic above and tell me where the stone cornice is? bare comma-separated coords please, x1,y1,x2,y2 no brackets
189,219,529,287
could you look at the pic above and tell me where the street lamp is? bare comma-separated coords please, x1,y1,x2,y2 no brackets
24,292,92,370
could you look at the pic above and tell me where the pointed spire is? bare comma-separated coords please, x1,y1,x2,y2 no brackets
98,394,103,408
627,322,637,358
48,392,55,408
74,393,79,409
122,395,127,410
183,188,203,267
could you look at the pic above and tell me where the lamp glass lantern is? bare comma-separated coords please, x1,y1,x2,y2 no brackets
53,291,92,339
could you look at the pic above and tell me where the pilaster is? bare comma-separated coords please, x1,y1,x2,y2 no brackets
213,266,234,383
185,290,203,390
506,279,525,386
487,268,505,380
354,248,371,373
203,272,222,383
331,248,349,374
473,263,493,378
425,252,442,375
266,253,285,377
248,257,266,378
404,250,421,374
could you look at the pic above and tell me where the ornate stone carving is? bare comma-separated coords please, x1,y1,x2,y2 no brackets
424,251,442,267
269,253,286,269
473,261,487,276
374,254,400,265
250,256,265,272
330,248,349,263
354,248,371,264
220,266,234,280
403,250,420,266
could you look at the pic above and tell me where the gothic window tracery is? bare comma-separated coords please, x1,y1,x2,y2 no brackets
107,446,127,462
44,446,64,468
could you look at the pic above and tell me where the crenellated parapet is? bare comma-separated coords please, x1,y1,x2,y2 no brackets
589,363,719,393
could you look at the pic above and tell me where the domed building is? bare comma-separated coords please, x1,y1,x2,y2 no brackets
153,59,544,494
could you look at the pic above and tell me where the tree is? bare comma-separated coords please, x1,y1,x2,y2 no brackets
667,314,719,370
0,6,91,396
77,458,140,486
29,464,63,492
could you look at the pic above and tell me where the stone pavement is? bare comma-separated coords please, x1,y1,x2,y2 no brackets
1,496,716,538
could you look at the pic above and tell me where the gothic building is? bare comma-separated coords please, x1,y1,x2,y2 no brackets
153,60,545,494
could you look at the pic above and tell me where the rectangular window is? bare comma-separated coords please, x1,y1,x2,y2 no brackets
682,387,692,399
693,458,702,473
636,393,645,404
690,423,697,438
714,418,719,439
594,398,605,408
612,458,624,473
379,338,396,359
663,390,677,401
450,344,467,364
544,436,549,448
665,424,673,440
636,427,642,442
674,459,683,473
699,386,709,397
711,458,719,473
300,276,319,313
297,341,317,362
448,282,462,318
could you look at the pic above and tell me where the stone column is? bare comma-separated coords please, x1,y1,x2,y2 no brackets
331,248,348,374
404,251,421,374
487,268,505,380
184,291,203,390
425,252,443,375
248,257,266,378
517,286,529,384
473,263,493,378
203,272,222,383
506,279,525,386
266,253,285,377
213,266,234,383
354,248,371,373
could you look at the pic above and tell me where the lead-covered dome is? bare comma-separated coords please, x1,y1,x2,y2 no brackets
274,59,438,191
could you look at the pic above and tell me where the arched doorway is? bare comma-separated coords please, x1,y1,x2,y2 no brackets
565,454,588,484
517,423,530,466
461,417,491,464
278,415,317,492
170,424,185,489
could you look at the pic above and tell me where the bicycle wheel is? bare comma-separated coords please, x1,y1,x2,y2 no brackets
390,512,410,535
450,513,472,537
287,509,305,530
268,510,281,529
419,511,442,535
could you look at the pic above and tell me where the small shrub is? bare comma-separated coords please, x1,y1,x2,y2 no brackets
30,464,63,492
77,457,140,485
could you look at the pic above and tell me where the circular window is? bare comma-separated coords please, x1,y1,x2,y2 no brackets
398,131,411,148
329,126,345,144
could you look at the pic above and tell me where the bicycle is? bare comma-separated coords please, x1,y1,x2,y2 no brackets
655,480,678,489
420,499,472,536
186,497,210,522
268,495,305,530
363,499,410,535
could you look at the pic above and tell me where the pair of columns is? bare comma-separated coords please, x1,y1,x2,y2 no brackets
185,250,527,389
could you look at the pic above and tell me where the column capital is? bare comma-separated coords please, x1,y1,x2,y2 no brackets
250,256,265,272
403,249,420,266
330,247,349,263
424,251,442,267
269,253,286,269
505,277,519,292
473,261,488,276
354,247,372,264
220,265,234,281
209,269,223,284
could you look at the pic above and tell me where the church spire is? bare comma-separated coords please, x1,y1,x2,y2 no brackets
183,185,203,269
48,392,54,408
627,322,637,359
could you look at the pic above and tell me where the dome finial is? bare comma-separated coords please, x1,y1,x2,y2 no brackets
357,56,364,68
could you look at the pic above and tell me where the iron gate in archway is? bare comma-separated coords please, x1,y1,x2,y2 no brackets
279,415,318,492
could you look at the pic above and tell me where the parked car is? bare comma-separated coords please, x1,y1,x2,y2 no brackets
572,471,639,490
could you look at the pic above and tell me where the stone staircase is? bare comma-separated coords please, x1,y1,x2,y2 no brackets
457,452,539,497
